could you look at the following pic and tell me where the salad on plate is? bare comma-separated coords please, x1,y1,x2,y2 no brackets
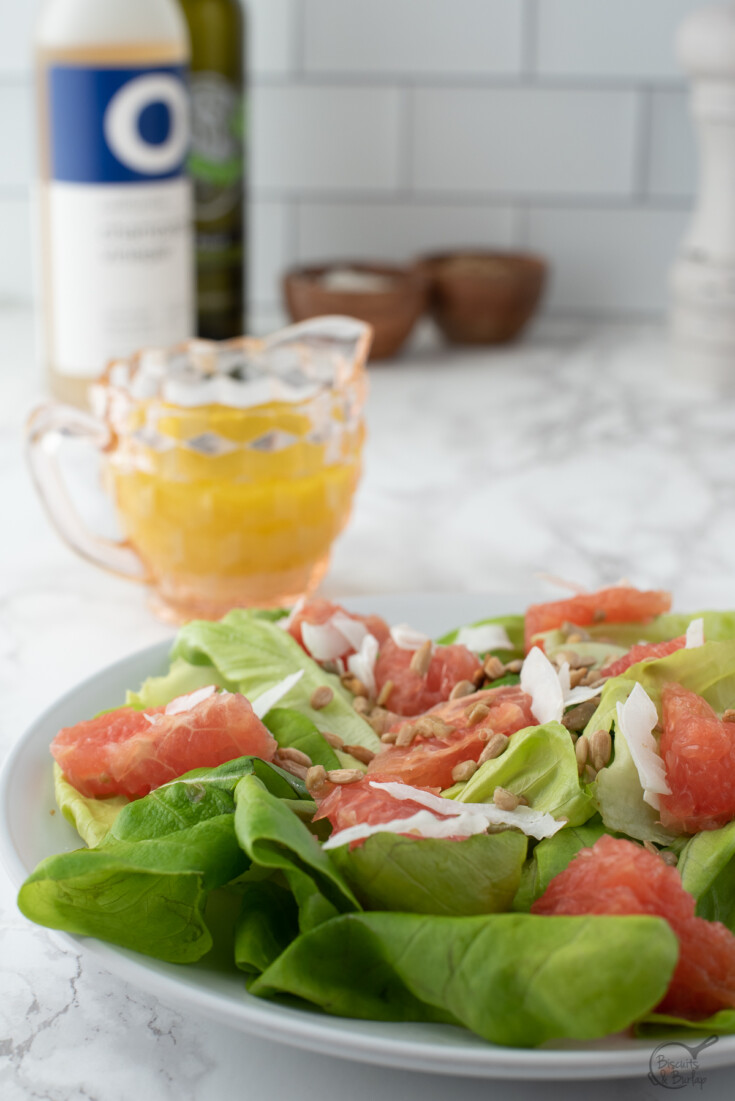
16,584,735,1049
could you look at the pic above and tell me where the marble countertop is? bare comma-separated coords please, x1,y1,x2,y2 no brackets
2,306,735,1099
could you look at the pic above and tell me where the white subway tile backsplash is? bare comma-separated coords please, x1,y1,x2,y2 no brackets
251,85,402,193
303,0,524,77
0,0,42,74
0,196,32,302
412,88,638,197
646,90,695,200
247,0,295,76
249,199,291,307
296,201,517,264
0,83,34,190
535,0,701,82
526,207,688,314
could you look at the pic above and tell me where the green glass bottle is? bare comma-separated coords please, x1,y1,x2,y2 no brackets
181,0,246,340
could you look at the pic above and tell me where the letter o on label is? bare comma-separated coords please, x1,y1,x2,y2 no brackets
104,74,189,175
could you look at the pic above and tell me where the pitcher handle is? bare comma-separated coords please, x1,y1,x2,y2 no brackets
26,402,148,582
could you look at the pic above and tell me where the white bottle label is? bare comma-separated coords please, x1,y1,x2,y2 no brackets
46,63,194,378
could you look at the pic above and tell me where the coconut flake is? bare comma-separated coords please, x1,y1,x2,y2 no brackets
322,809,493,850
347,633,379,695
165,685,218,715
251,670,305,719
686,618,705,649
520,647,565,724
301,620,352,662
279,596,305,630
390,623,431,651
142,712,159,726
368,781,565,841
454,624,513,653
616,683,671,810
330,611,369,652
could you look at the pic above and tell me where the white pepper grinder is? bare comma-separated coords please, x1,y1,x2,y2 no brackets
671,3,735,382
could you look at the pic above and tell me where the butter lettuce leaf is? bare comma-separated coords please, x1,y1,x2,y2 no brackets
512,821,609,912
18,757,305,962
171,611,380,751
234,774,359,932
54,763,128,847
329,830,527,916
251,911,678,1047
127,657,232,710
262,708,340,770
450,721,595,826
234,878,300,975
678,820,735,931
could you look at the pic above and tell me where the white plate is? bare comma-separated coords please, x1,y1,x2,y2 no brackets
1,592,733,1081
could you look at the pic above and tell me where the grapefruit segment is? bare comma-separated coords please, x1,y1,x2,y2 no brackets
373,638,481,716
524,586,672,653
599,637,686,679
660,682,735,833
532,834,735,1019
367,686,536,789
51,691,278,800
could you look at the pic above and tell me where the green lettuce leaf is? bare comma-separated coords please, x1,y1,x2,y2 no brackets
54,763,128,847
262,708,341,770
449,721,595,826
637,1010,735,1038
251,911,678,1047
17,815,246,962
329,830,527,916
18,757,304,962
585,611,735,650
678,821,735,930
234,878,299,975
171,611,380,751
512,821,609,912
233,774,359,931
127,657,232,710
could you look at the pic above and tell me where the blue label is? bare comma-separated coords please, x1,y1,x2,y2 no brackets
49,65,189,184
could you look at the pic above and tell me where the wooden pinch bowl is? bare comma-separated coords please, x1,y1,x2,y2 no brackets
417,251,548,345
283,262,427,360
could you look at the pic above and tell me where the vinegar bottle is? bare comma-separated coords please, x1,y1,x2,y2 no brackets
35,0,195,406
180,0,246,340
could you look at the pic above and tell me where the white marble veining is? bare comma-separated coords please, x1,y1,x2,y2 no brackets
3,307,735,1098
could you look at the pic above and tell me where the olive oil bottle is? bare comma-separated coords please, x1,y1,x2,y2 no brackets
180,0,246,340
36,0,194,406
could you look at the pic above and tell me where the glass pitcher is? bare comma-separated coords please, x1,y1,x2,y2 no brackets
27,317,372,622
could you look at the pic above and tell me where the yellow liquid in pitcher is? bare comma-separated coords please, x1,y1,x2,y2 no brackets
109,401,364,620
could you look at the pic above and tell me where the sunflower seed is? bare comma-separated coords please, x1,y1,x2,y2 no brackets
562,699,599,733
478,733,509,763
505,660,523,674
376,680,394,708
449,679,476,701
483,656,505,680
493,787,520,811
353,696,372,714
310,685,334,710
322,731,345,750
279,759,309,780
366,708,394,736
344,744,375,765
409,639,433,677
575,736,588,773
305,765,327,793
588,728,612,771
583,763,598,783
279,746,313,767
326,768,364,785
466,703,490,727
660,851,679,867
396,722,419,747
381,729,398,744
723,709,735,723
451,760,478,783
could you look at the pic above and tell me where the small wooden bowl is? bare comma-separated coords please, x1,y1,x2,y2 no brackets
417,251,548,345
283,263,427,360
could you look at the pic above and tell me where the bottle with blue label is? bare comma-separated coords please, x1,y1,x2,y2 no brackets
36,0,195,405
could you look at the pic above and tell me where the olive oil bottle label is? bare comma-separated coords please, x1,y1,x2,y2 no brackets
46,64,194,377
